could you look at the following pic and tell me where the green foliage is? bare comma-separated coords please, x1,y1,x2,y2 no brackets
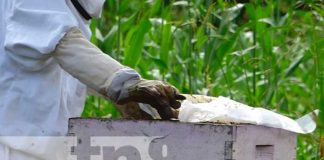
83,0,323,158
124,19,152,67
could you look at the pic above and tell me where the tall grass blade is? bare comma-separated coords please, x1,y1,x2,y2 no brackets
123,19,152,67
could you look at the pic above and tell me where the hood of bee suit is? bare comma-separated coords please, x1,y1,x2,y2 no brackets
71,0,105,20
2,0,92,72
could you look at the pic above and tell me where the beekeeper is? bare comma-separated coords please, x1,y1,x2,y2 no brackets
0,0,185,159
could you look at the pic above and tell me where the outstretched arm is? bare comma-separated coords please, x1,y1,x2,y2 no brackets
52,27,185,119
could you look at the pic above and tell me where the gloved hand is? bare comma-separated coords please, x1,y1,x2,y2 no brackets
116,79,186,119
107,68,186,119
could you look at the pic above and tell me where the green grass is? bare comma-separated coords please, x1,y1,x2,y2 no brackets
82,0,323,159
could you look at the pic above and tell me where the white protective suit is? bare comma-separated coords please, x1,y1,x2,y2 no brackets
0,0,136,159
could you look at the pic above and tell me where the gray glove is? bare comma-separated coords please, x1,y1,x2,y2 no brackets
107,69,186,119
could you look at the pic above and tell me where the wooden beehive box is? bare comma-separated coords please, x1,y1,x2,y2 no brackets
68,119,296,160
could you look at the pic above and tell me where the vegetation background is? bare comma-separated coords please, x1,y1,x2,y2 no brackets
82,0,323,159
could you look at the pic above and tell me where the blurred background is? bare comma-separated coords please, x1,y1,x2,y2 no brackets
82,0,323,159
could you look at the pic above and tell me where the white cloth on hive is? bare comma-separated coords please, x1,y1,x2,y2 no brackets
179,96,318,134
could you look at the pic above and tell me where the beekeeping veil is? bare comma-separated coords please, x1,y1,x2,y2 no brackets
71,0,105,20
